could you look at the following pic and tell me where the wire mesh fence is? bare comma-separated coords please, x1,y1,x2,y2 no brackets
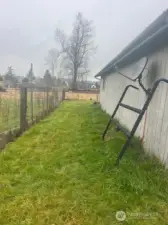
0,86,64,133
0,88,20,132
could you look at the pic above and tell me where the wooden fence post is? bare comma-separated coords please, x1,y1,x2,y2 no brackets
62,89,65,101
54,89,58,107
43,88,45,116
20,87,27,132
46,87,49,113
30,87,33,123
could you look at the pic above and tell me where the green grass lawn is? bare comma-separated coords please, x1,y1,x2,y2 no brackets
0,101,168,225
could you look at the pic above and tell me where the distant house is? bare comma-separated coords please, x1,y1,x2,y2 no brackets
3,75,23,88
91,84,96,89
95,9,168,166
3,80,14,88
56,77,98,90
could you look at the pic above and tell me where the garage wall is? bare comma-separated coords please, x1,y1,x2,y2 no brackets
100,46,168,166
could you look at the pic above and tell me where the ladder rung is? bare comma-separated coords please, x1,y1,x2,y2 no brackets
116,122,130,137
119,103,142,114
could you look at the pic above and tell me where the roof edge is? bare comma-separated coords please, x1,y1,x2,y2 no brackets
95,9,168,78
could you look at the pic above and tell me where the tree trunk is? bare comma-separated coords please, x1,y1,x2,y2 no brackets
72,68,78,90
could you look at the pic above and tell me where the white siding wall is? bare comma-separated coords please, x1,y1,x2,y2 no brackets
100,46,168,166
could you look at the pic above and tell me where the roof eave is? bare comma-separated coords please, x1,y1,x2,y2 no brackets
95,9,168,78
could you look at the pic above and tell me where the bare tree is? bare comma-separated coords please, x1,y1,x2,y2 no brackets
55,12,96,89
45,48,60,77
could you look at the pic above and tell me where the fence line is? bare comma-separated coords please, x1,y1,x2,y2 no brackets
65,90,99,101
0,86,64,150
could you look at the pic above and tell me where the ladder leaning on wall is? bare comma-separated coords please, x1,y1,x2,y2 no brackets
102,57,168,165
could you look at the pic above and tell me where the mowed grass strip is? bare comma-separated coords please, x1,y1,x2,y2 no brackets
0,101,168,225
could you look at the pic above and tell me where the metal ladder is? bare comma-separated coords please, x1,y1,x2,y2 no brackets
102,78,168,165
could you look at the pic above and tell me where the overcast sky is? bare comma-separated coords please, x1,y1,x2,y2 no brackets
0,0,167,79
